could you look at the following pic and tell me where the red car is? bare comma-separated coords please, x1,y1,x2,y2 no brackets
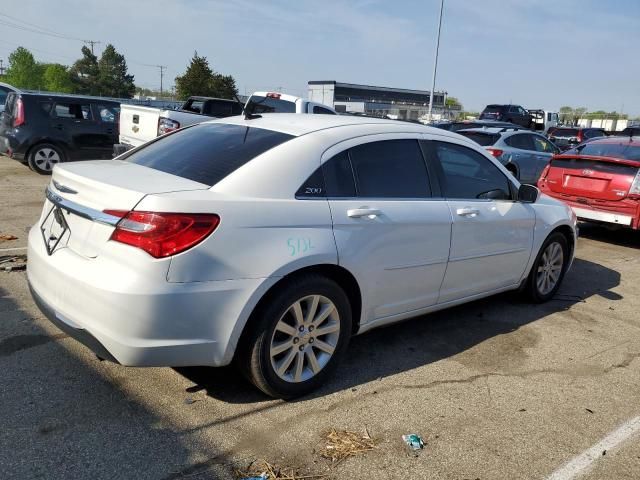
538,137,640,229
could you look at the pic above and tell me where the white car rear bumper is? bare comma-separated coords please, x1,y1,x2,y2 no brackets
27,225,265,367
571,206,633,226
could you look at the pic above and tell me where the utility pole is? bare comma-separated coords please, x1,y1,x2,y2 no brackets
427,0,445,123
157,65,167,98
0,59,5,76
84,40,101,54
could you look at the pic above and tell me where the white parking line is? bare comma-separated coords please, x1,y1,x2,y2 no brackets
546,416,640,480
0,247,28,252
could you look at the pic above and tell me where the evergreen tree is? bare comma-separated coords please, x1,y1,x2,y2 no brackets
175,52,238,100
97,44,135,98
5,47,43,90
42,63,74,93
69,46,99,95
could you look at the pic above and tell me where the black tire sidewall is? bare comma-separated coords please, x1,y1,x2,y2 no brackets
28,143,65,175
242,275,352,399
527,233,569,303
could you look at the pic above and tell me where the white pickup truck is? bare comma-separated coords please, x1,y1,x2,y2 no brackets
114,92,336,156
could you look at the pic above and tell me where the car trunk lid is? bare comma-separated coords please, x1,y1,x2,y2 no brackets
545,155,640,201
42,160,210,258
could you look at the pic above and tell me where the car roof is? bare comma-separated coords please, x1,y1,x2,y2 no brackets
0,82,20,92
458,127,529,134
208,113,459,138
19,92,120,104
576,136,640,147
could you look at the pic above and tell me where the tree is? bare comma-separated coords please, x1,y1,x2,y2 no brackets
69,46,99,95
42,63,73,93
445,96,461,108
4,47,43,90
97,44,135,98
174,52,238,100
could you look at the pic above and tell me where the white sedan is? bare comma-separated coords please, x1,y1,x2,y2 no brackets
28,114,577,398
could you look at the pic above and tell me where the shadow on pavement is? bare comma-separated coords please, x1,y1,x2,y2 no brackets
178,257,621,403
577,222,640,248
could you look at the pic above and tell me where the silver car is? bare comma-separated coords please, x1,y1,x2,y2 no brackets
458,127,560,184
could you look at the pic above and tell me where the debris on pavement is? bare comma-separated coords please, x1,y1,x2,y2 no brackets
321,428,376,463
0,234,18,242
1,255,27,272
402,433,425,450
235,460,327,480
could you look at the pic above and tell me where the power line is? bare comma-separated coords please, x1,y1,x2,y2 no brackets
84,40,101,55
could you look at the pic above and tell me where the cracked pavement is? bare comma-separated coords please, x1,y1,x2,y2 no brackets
1,157,639,479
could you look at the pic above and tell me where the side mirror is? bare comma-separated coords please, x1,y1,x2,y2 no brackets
518,184,540,203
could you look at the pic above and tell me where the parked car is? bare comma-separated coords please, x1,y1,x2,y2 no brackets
433,119,525,132
538,136,640,229
616,126,640,137
243,91,337,116
0,92,120,174
479,104,534,128
528,110,559,133
457,127,560,184
547,126,606,151
28,114,577,398
0,82,20,114
115,96,243,155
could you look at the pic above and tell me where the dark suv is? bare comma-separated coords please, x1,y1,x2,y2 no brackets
479,104,533,128
0,92,120,174
547,126,606,151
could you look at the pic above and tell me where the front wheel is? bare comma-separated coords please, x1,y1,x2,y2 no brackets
28,143,65,175
524,233,569,303
238,274,352,399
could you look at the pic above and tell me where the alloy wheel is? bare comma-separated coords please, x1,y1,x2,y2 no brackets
536,241,564,295
269,295,341,383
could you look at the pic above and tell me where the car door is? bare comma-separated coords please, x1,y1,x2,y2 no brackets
503,133,539,183
427,139,535,303
531,134,559,183
51,101,107,160
325,135,452,323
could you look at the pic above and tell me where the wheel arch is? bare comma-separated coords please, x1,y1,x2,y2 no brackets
25,139,69,162
231,264,363,364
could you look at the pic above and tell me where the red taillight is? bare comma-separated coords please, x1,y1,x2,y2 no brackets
486,148,504,158
13,98,25,127
266,92,281,99
104,210,220,258
576,131,584,143
157,117,180,136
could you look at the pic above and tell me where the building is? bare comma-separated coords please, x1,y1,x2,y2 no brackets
308,80,455,121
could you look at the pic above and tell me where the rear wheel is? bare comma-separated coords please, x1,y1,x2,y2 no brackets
238,274,352,399
28,143,65,175
525,233,569,303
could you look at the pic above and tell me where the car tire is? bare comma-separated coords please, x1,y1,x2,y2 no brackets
524,232,569,303
28,143,65,175
238,274,352,399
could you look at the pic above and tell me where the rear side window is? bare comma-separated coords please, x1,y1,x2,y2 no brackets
323,151,356,197
349,140,431,198
457,131,499,146
53,102,93,120
433,142,512,200
125,123,294,186
313,106,335,115
97,104,119,123
505,133,535,150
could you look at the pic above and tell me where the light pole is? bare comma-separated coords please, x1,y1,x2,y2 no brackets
427,0,445,123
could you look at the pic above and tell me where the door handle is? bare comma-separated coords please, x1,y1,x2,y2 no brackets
456,207,480,217
347,207,382,218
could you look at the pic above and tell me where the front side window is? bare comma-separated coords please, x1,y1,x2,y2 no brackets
349,139,431,198
434,141,512,200
125,123,294,186
53,102,93,120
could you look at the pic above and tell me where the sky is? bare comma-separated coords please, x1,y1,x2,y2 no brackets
1,0,639,115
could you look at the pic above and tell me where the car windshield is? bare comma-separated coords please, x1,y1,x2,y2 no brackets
458,131,499,146
567,142,640,161
125,123,294,186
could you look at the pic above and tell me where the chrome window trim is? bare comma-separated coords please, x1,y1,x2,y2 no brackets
45,187,121,227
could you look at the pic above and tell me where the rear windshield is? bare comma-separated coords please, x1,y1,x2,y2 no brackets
482,105,505,113
551,157,638,176
458,131,499,146
125,123,294,186
245,95,296,114
550,128,578,137
566,142,640,161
